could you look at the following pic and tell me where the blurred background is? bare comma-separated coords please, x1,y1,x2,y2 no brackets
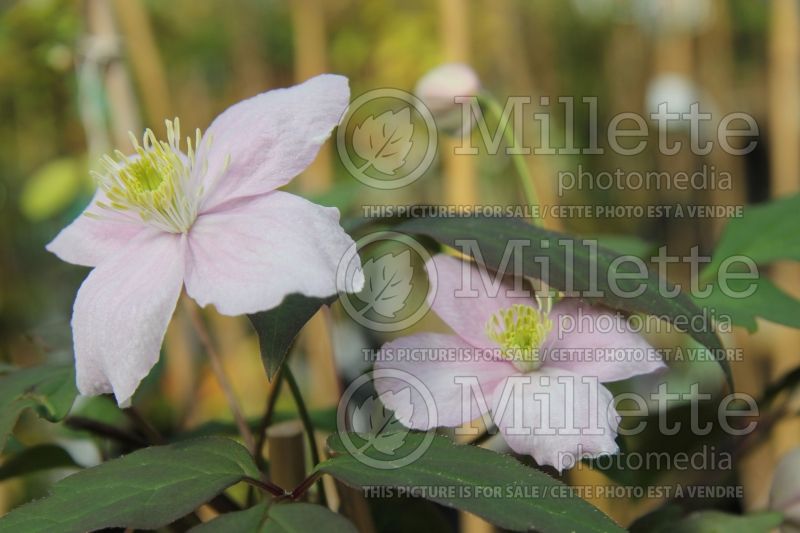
0,0,798,529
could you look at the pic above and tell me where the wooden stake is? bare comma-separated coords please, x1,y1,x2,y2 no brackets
335,481,377,533
761,0,800,510
111,0,172,135
267,420,307,498
439,0,479,208
85,0,140,148
290,0,332,193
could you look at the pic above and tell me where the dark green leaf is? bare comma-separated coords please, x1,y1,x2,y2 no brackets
636,510,782,533
0,437,259,533
192,505,269,532
594,235,655,259
674,511,783,533
369,497,454,533
628,504,683,533
0,444,78,482
0,363,77,452
248,294,335,379
191,502,358,532
396,216,731,391
694,274,800,332
705,193,800,277
319,432,623,532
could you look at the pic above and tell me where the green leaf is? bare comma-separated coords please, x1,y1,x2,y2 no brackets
694,274,800,332
192,505,270,532
628,504,683,533
634,510,783,533
319,432,623,532
705,193,800,277
191,502,358,532
370,497,454,533
20,157,85,221
396,216,732,391
0,437,259,533
248,294,335,379
594,235,655,259
0,444,79,482
354,392,411,455
0,363,77,452
675,511,783,533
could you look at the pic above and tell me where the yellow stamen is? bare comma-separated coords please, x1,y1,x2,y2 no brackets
92,118,206,233
485,296,553,372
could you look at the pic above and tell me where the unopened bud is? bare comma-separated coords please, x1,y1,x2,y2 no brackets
415,63,480,134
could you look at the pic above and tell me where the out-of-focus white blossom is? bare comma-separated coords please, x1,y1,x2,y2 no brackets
415,63,480,133
771,448,800,532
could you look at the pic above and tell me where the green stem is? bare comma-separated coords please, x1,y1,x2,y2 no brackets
254,368,285,473
283,365,327,505
477,92,543,226
64,416,147,447
123,406,165,445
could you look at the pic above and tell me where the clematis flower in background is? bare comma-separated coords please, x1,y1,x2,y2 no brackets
414,63,480,134
47,74,364,406
375,254,665,471
770,448,800,532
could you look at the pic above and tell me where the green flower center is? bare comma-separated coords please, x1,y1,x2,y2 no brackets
485,299,553,372
92,119,207,234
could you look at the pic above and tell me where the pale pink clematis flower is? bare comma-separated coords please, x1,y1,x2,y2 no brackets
375,254,665,470
414,63,480,133
415,63,480,115
47,74,364,406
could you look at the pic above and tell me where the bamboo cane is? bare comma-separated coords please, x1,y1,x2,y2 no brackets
111,0,172,136
760,0,800,510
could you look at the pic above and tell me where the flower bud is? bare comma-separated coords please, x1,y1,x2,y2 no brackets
415,63,480,134
770,448,800,532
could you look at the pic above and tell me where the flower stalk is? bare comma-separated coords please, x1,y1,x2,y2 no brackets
477,92,543,226
283,365,327,505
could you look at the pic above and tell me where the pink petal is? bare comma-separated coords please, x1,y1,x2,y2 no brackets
374,333,516,430
72,231,184,406
770,449,800,526
184,191,361,316
46,189,153,268
197,74,349,211
491,367,620,472
425,254,536,350
541,300,666,383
